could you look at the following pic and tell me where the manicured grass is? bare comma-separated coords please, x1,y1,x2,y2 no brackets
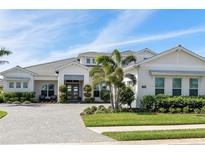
0,110,7,119
103,128,205,141
82,113,205,127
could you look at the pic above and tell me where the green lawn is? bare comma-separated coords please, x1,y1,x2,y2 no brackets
82,113,205,127
103,128,205,141
0,110,7,119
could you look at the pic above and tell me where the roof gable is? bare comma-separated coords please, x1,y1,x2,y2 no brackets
124,45,205,71
139,45,205,66
0,66,37,75
56,61,89,71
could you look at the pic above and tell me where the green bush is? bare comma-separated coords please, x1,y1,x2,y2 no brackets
95,110,107,114
30,98,37,103
20,97,26,102
201,107,205,113
83,85,92,103
13,101,22,104
83,107,94,115
119,86,135,108
194,108,201,114
159,107,166,113
0,94,4,103
7,101,12,104
59,85,67,103
141,95,205,113
183,106,190,113
107,106,113,113
100,89,110,103
3,92,35,103
141,95,156,112
24,101,31,104
90,106,97,113
97,105,107,112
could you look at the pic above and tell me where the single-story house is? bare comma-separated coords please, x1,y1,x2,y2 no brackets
1,45,205,107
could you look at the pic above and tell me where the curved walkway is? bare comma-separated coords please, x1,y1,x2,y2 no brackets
0,104,113,144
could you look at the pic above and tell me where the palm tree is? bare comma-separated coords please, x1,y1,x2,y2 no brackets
89,49,136,110
0,47,12,64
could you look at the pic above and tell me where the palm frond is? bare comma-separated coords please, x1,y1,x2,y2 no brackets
96,55,115,66
111,49,121,65
89,66,104,77
0,48,12,57
115,67,124,82
122,55,136,66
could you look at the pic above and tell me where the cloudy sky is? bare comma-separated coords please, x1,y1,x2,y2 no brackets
1,9,205,71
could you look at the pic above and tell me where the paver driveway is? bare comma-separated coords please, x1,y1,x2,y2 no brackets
0,104,113,144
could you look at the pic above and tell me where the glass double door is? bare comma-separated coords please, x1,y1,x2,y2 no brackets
66,84,80,101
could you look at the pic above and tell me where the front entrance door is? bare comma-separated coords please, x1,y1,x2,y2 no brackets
66,84,80,102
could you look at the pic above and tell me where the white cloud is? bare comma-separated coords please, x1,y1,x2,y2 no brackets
1,10,205,73
0,10,91,71
91,10,154,45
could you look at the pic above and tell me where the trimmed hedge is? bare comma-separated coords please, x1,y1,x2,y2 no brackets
1,92,36,103
141,94,205,113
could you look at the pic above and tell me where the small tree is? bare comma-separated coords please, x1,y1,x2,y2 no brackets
119,86,135,108
100,89,110,103
83,84,92,103
59,85,67,103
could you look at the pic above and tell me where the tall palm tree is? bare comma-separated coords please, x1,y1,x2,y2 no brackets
0,47,12,64
89,49,136,110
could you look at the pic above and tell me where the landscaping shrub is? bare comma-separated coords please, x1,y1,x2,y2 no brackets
59,85,67,103
107,106,113,113
141,95,205,113
141,95,156,112
13,101,22,104
119,86,135,108
90,106,97,113
20,97,26,102
83,107,94,115
83,84,93,103
194,108,201,114
3,92,35,103
100,89,110,103
7,101,12,104
0,93,4,103
24,101,31,104
30,98,37,103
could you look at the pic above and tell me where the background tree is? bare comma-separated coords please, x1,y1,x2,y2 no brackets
119,86,135,108
0,47,12,64
90,49,136,110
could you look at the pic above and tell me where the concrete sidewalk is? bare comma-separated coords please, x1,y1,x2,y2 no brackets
88,124,205,133
70,138,205,145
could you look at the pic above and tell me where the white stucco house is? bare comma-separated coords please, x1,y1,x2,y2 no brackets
1,45,205,107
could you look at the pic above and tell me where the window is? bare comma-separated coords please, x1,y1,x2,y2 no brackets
93,84,100,97
41,84,55,97
92,58,96,64
41,84,48,96
23,82,28,88
48,84,54,96
9,82,14,88
189,78,198,96
172,78,181,96
86,58,90,64
16,82,21,88
172,78,182,96
155,77,164,95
